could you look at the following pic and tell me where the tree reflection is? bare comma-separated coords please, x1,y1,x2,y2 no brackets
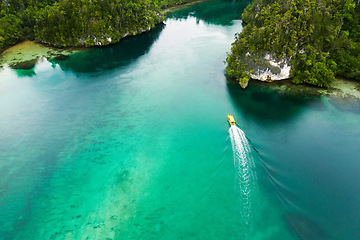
51,23,165,74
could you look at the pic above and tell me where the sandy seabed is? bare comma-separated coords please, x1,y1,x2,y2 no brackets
0,40,79,69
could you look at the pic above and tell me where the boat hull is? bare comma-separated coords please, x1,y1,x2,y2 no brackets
228,114,235,125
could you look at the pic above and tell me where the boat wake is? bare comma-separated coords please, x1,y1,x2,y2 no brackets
229,124,259,238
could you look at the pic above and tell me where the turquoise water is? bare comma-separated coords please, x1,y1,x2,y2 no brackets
1,1,360,239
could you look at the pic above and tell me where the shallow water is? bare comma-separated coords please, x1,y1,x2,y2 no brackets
1,1,360,239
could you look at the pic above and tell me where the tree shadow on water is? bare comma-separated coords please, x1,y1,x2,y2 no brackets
12,68,36,77
50,23,165,74
226,80,327,125
168,0,251,26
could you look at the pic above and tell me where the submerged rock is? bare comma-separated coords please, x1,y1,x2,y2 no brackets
9,58,38,70
51,54,69,61
284,213,329,240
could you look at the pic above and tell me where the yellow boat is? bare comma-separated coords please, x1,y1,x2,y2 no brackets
228,114,235,125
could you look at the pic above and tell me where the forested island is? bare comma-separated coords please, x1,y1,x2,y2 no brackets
226,0,360,88
0,0,196,51
2,0,360,89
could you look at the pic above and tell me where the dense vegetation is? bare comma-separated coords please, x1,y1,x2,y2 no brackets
0,0,195,50
226,0,360,87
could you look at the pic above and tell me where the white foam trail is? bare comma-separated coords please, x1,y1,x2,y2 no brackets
229,125,258,238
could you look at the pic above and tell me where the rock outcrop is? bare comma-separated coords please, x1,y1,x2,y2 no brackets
240,52,291,88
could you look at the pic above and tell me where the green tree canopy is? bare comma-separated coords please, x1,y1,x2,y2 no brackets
226,0,360,87
0,0,195,50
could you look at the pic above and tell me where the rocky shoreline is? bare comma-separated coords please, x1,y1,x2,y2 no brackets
247,77,360,104
0,0,210,70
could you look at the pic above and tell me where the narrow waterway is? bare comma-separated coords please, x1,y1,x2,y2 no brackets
0,1,360,239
